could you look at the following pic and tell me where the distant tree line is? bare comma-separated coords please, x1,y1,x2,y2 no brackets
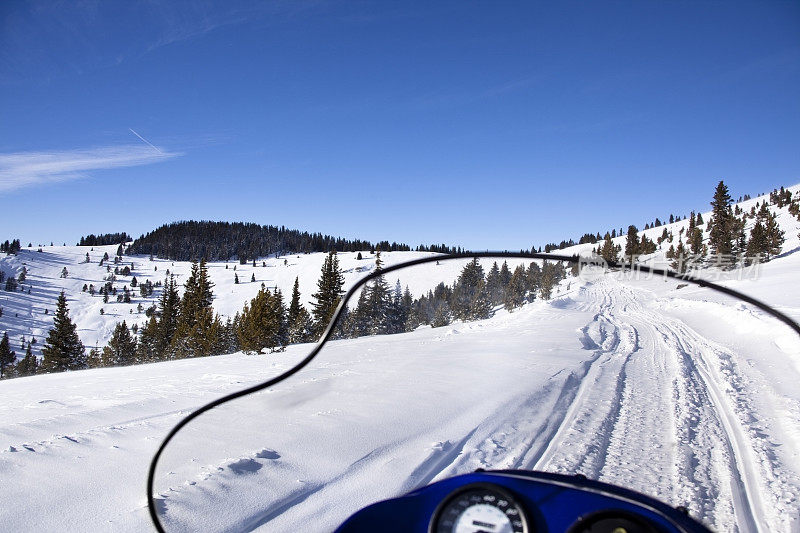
1,239,21,255
125,221,463,262
77,232,131,246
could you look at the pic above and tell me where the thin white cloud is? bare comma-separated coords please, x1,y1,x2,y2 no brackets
0,144,179,193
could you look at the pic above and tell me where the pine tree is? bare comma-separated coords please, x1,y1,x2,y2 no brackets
504,265,527,310
599,233,620,263
746,204,785,262
689,227,706,258
154,275,180,359
761,204,784,260
431,299,452,328
238,288,287,353
287,277,303,325
102,321,137,366
670,240,690,273
499,261,512,288
0,332,15,378
311,251,345,337
287,278,314,344
15,343,38,376
624,225,639,261
452,258,490,321
485,262,505,306
87,347,103,368
171,260,215,358
639,234,657,255
708,181,736,267
386,280,408,334
525,262,541,301
362,251,392,334
539,260,560,300
350,288,371,337
40,292,86,372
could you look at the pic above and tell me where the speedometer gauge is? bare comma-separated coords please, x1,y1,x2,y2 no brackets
432,483,529,533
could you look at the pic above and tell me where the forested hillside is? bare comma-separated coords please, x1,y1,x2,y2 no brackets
126,220,457,262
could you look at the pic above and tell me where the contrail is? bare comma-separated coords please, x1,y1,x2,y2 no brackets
129,128,162,153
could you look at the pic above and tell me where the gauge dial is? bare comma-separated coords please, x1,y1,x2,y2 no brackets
433,484,528,533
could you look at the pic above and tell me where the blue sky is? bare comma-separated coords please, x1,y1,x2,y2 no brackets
1,1,798,251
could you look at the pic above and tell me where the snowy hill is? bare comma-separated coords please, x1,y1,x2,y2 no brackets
559,183,800,273
0,248,497,358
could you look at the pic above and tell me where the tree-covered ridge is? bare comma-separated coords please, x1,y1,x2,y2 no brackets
125,220,443,262
77,233,131,246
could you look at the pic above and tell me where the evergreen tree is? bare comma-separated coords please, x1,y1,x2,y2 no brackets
452,259,490,321
136,317,157,363
499,261,512,288
238,288,287,353
624,225,639,261
40,292,86,373
708,181,736,267
171,260,215,358
0,332,15,378
746,204,785,262
102,321,137,366
311,251,345,337
350,289,371,337
485,262,505,306
154,275,180,359
525,262,541,301
386,280,409,334
689,227,706,258
287,277,314,343
670,240,690,273
431,298,452,328
87,347,103,368
539,261,562,300
362,251,392,334
639,234,657,255
15,343,38,376
504,265,527,310
287,277,303,325
599,233,620,263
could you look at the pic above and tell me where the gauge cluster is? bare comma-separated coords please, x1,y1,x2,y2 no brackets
335,470,712,533
432,484,527,533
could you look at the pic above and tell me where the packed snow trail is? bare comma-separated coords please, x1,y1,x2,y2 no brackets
530,278,799,532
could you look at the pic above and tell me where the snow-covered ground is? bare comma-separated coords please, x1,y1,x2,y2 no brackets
1,185,800,532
